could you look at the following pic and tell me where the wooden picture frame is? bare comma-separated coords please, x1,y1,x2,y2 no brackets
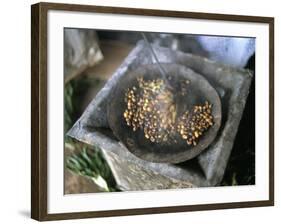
31,2,274,221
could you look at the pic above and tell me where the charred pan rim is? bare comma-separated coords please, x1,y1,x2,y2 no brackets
107,63,222,163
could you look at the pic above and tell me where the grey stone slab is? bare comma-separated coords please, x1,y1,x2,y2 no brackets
68,41,253,189
103,150,194,191
64,29,103,82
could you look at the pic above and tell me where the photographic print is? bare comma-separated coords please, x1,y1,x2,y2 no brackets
64,29,255,193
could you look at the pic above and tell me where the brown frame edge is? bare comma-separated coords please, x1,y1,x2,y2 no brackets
31,2,274,221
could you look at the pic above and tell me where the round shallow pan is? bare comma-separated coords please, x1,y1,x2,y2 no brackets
107,63,221,163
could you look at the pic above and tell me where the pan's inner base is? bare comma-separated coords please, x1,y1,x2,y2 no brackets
123,76,214,147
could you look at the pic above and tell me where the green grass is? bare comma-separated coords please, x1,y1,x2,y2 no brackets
64,76,119,192
66,145,119,192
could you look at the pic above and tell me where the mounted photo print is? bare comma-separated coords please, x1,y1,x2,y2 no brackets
65,29,255,192
31,2,274,221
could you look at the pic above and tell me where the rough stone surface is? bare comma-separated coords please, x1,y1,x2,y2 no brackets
64,170,100,194
64,29,103,82
103,150,194,191
68,41,253,189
